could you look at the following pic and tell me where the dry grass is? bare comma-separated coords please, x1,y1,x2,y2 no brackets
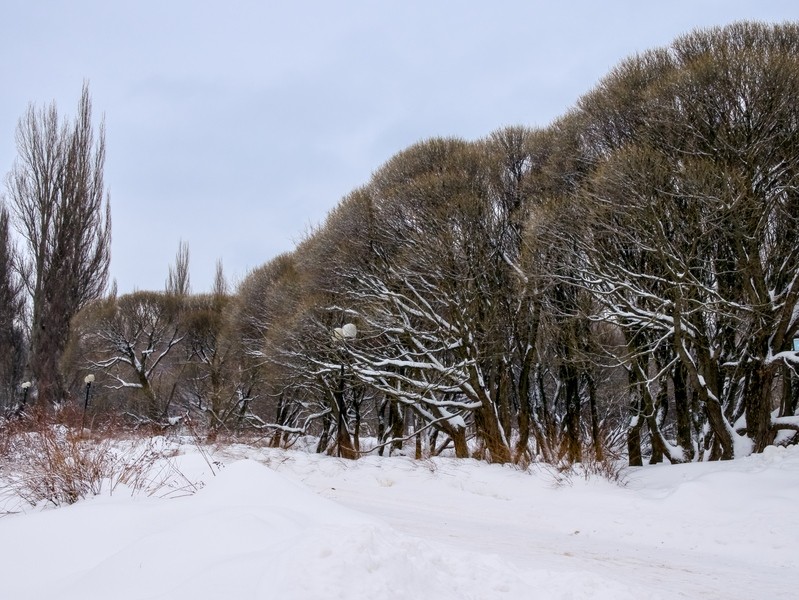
0,414,204,508
521,435,629,487
570,452,629,485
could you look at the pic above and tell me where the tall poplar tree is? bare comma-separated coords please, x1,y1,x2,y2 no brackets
0,203,25,409
6,83,111,404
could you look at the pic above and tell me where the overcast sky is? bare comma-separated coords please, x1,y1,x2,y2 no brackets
2,1,798,293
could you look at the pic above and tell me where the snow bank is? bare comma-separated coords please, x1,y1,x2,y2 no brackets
1,445,798,599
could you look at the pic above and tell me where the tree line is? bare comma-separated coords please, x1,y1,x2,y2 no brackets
3,23,799,466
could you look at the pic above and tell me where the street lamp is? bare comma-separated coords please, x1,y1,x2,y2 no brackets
16,381,32,416
333,323,357,342
82,374,95,431
332,323,357,457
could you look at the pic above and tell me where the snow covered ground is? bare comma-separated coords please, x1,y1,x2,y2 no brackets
1,440,797,599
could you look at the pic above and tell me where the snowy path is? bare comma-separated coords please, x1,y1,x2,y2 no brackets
258,449,799,600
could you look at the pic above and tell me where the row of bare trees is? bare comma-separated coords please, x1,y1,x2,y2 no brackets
4,23,799,466
224,22,799,464
227,130,626,464
546,22,799,461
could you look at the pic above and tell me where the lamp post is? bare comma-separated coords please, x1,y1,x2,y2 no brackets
82,374,95,432
332,323,357,458
333,323,357,343
16,381,32,416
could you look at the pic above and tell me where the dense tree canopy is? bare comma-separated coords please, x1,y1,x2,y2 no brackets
7,22,799,466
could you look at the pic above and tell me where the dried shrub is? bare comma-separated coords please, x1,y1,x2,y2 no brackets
1,423,202,508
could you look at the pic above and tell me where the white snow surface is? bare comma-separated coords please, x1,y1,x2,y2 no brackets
1,442,798,599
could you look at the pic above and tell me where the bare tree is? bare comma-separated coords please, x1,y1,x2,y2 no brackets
212,259,227,297
0,203,26,409
166,240,190,296
233,253,328,445
6,83,110,404
326,138,518,462
75,292,185,422
182,292,242,433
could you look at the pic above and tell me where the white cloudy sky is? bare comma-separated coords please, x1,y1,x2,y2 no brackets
2,1,798,293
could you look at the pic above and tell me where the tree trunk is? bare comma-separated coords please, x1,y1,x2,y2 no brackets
627,371,643,467
585,371,603,462
673,362,695,461
561,363,582,464
451,427,469,458
389,400,404,454
627,414,644,467
377,397,387,456
745,365,775,453
333,372,356,459
514,346,533,462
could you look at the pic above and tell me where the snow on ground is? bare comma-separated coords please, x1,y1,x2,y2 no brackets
1,441,798,600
